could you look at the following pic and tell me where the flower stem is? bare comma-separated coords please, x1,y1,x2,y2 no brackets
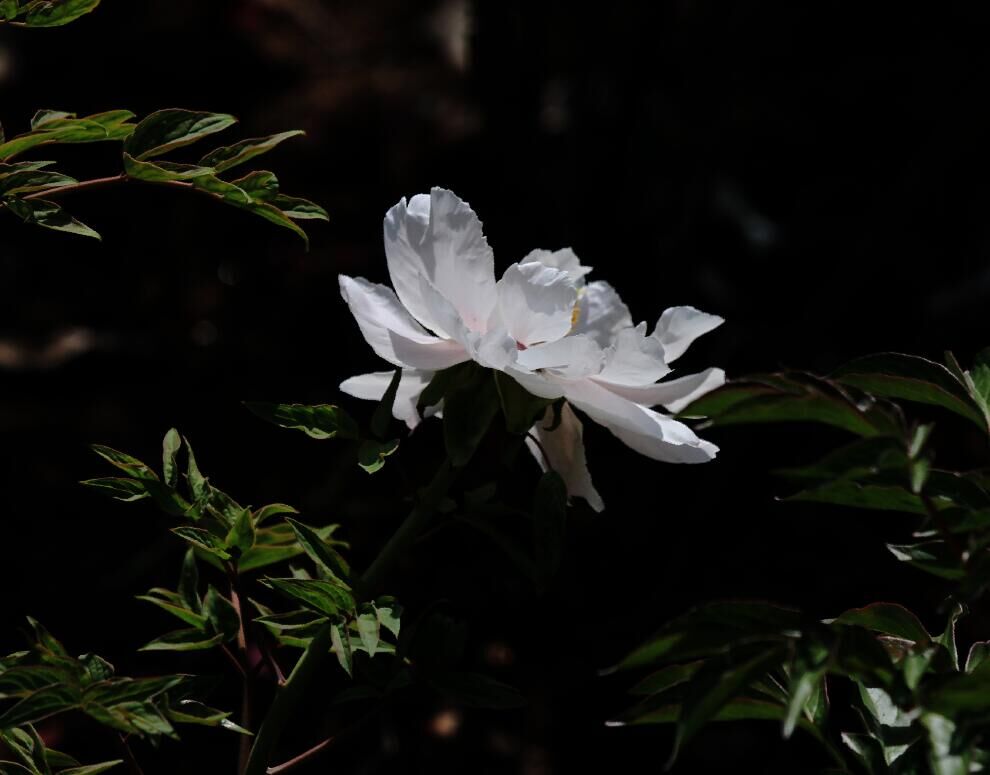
242,457,457,775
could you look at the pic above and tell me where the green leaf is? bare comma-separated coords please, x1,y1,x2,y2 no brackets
202,587,240,641
374,597,402,639
285,518,350,582
428,672,526,709
190,174,310,246
171,527,232,560
184,437,208,502
253,503,299,525
965,641,990,673
887,541,964,580
831,603,931,643
138,628,224,652
244,402,360,440
0,1,19,22
357,439,399,474
85,700,176,740
783,668,824,739
198,130,304,173
78,654,114,685
122,153,214,182
263,578,355,618
178,549,201,613
533,471,567,582
785,480,927,515
356,608,380,657
0,684,79,727
614,601,803,671
124,109,236,161
225,508,256,556
60,762,125,775
230,170,278,199
4,198,101,240
135,592,207,629
331,621,353,677
89,445,157,480
31,110,73,130
0,113,132,160
495,371,553,434
0,665,67,697
0,169,76,195
628,662,702,697
834,353,985,430
271,194,328,221
161,429,181,488
681,374,902,437
82,676,184,707
19,0,101,27
80,477,150,502
671,645,787,765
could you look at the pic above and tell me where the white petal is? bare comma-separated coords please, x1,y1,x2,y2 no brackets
502,367,567,400
471,326,519,370
383,195,451,337
596,324,671,386
496,261,578,346
339,370,433,429
596,367,726,413
384,188,498,335
653,306,724,363
527,404,604,512
339,275,469,370
516,334,604,378
562,378,718,463
522,248,593,285
573,281,633,348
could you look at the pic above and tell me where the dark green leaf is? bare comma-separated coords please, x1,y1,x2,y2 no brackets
138,629,224,652
122,153,214,182
82,676,184,707
60,762,125,775
271,194,328,221
80,477,150,502
198,130,304,173
834,353,985,430
161,429,181,488
225,508,256,556
135,592,207,629
831,603,931,643
887,541,964,580
124,109,236,161
441,363,499,466
263,578,355,618
375,597,402,639
171,527,231,560
285,518,350,582
0,169,76,195
357,439,399,474
244,402,360,440
4,198,100,240
19,0,101,27
0,684,79,727
331,621,353,677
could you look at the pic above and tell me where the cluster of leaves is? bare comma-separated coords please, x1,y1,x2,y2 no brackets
0,619,243,775
614,351,990,771
0,0,99,27
0,108,326,243
83,429,403,681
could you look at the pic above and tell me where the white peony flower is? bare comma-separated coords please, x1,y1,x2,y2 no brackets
339,187,725,511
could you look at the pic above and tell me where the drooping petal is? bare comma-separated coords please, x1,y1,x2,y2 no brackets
562,378,718,463
496,261,578,346
652,306,724,363
595,324,671,386
526,404,604,512
339,275,469,370
522,248,593,285
573,281,633,347
595,367,726,413
339,369,434,428
516,334,604,378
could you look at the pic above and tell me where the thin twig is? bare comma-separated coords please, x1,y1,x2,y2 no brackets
114,734,145,775
265,736,335,775
228,566,254,775
22,174,132,200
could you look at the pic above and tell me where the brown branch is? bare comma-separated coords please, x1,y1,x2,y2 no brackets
113,733,145,775
265,736,335,775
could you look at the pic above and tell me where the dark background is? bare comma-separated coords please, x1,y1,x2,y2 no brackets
3,2,990,772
